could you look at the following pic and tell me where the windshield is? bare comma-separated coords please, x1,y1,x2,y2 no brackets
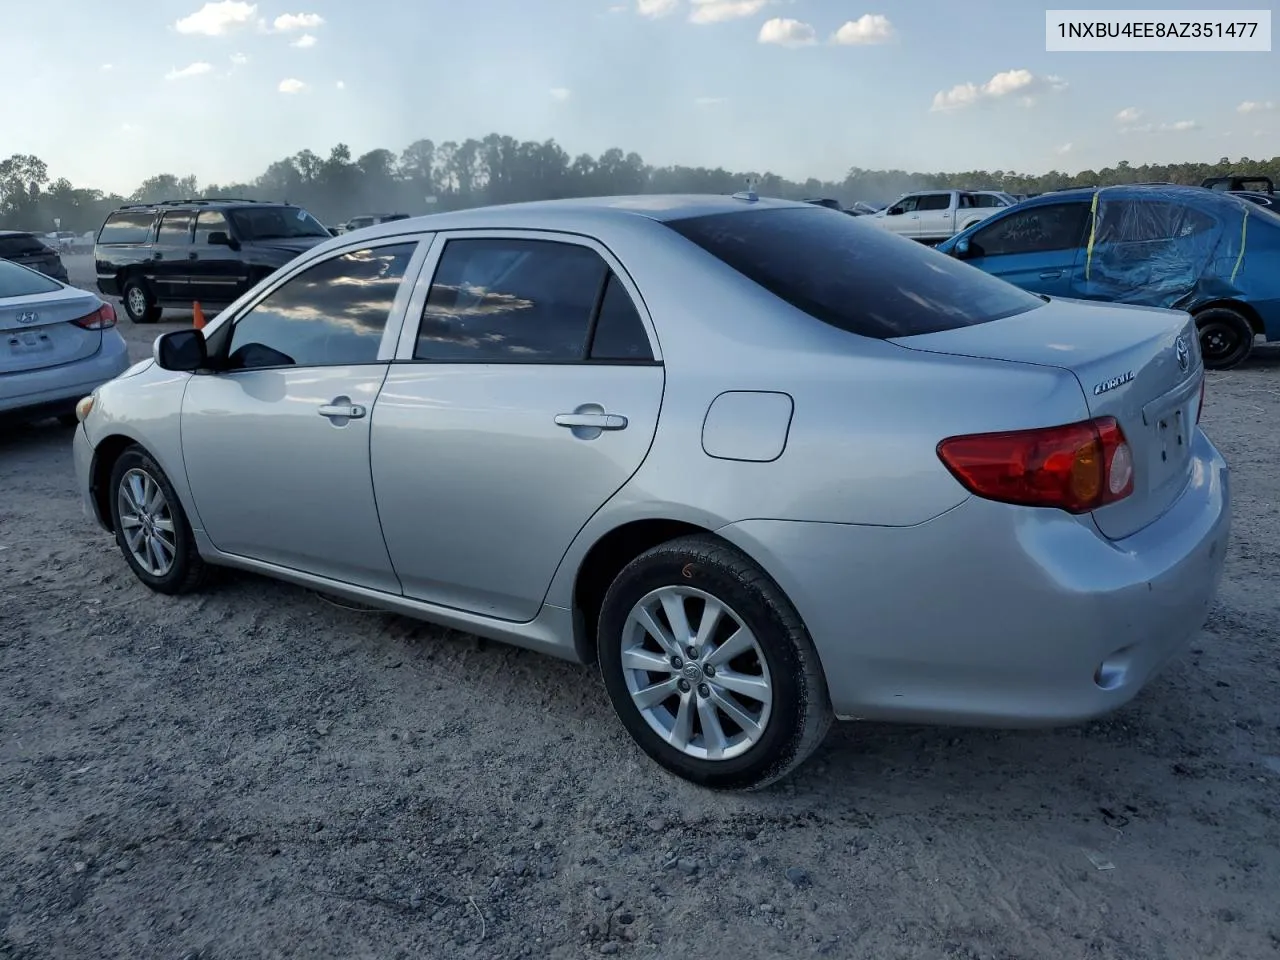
665,205,1043,339
228,206,330,241
0,258,61,297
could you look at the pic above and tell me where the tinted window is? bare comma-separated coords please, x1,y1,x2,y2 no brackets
227,206,329,241
194,210,230,244
0,258,61,297
971,203,1090,256
157,211,194,244
415,238,607,362
0,233,47,257
666,206,1043,339
590,274,653,361
97,212,155,244
225,243,416,370
917,193,951,211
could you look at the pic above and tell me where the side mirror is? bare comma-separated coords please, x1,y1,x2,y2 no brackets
329,227,340,236
954,237,971,257
154,328,208,372
207,231,240,250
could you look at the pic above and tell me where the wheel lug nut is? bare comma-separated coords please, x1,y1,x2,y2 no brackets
671,656,683,669
677,679,691,693
697,683,710,698
685,646,698,660
703,664,715,677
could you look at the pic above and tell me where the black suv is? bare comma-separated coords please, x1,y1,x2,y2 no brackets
94,198,335,323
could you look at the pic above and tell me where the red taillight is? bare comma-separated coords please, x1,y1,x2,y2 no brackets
937,416,1135,514
1196,377,1205,423
69,303,116,330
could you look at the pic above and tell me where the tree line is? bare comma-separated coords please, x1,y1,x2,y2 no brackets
2,137,1278,234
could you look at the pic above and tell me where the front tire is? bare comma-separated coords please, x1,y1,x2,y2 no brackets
122,278,162,324
1196,306,1255,370
597,535,832,790
108,446,207,594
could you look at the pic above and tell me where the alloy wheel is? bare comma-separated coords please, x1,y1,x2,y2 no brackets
116,467,177,577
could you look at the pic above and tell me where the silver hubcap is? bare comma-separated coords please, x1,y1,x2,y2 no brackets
127,287,147,316
117,468,176,577
621,586,773,761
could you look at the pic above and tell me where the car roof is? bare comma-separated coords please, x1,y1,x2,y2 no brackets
1021,183,1234,206
348,194,810,242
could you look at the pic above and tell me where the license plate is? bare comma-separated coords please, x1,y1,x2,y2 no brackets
1150,399,1193,481
6,331,52,355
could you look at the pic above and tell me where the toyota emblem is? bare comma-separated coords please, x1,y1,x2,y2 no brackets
1175,335,1189,372
16,310,38,325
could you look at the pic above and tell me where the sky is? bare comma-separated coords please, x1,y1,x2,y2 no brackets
2,0,1277,195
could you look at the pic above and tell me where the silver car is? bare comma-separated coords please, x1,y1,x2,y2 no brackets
71,195,1231,790
1,258,129,425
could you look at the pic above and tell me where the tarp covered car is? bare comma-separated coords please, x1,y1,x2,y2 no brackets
938,184,1280,369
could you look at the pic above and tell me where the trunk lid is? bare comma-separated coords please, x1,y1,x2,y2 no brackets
1,288,104,375
891,296,1202,540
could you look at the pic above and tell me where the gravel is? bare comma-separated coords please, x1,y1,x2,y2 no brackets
1,255,1278,958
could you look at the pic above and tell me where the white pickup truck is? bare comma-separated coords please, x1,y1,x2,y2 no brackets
868,190,1010,243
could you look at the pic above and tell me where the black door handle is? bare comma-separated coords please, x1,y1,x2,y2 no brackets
188,252,198,260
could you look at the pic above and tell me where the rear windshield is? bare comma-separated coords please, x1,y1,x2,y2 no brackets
0,233,48,257
98,212,156,244
665,206,1044,339
0,258,61,297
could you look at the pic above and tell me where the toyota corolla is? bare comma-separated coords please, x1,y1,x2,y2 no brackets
71,195,1230,790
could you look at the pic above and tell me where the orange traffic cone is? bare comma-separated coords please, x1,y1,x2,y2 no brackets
193,301,206,330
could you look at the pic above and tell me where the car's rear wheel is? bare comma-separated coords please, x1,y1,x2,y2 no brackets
597,534,832,790
1195,306,1254,370
108,446,207,594
122,278,162,324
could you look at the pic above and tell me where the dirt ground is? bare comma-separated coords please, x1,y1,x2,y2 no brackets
2,256,1279,959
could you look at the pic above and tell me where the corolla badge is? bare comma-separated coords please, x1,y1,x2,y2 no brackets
15,310,39,325
1093,370,1134,395
1175,335,1190,372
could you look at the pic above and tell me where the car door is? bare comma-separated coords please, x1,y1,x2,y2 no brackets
189,209,248,305
914,192,955,240
151,210,195,302
180,237,426,592
370,231,665,621
960,201,1090,297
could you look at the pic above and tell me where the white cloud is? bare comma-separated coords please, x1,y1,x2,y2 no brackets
1237,100,1276,114
230,52,248,64
1054,142,1073,155
165,62,213,80
100,63,113,72
273,12,324,31
689,0,767,23
636,0,678,16
931,69,1066,111
174,1,257,35
278,77,308,93
290,33,317,48
694,96,727,105
1161,120,1199,132
335,80,346,89
831,14,894,45
550,87,571,101
1114,106,1143,123
758,17,816,46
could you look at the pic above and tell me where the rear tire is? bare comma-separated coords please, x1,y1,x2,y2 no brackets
108,446,207,595
597,534,832,790
122,278,162,324
1195,306,1254,370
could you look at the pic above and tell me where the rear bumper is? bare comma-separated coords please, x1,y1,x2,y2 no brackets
0,331,131,421
719,429,1231,726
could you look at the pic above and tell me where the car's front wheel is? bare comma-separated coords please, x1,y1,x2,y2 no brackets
108,446,207,594
597,535,832,790
122,278,162,324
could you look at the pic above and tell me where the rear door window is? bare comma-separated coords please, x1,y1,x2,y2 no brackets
665,206,1043,339
157,211,195,245
98,212,155,244
917,193,952,211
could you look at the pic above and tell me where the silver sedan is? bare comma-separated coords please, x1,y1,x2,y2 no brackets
1,258,129,426
71,195,1231,789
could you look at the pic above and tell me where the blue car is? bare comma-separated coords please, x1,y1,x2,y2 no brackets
937,184,1280,369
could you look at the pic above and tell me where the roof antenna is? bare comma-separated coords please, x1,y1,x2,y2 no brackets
732,176,759,202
